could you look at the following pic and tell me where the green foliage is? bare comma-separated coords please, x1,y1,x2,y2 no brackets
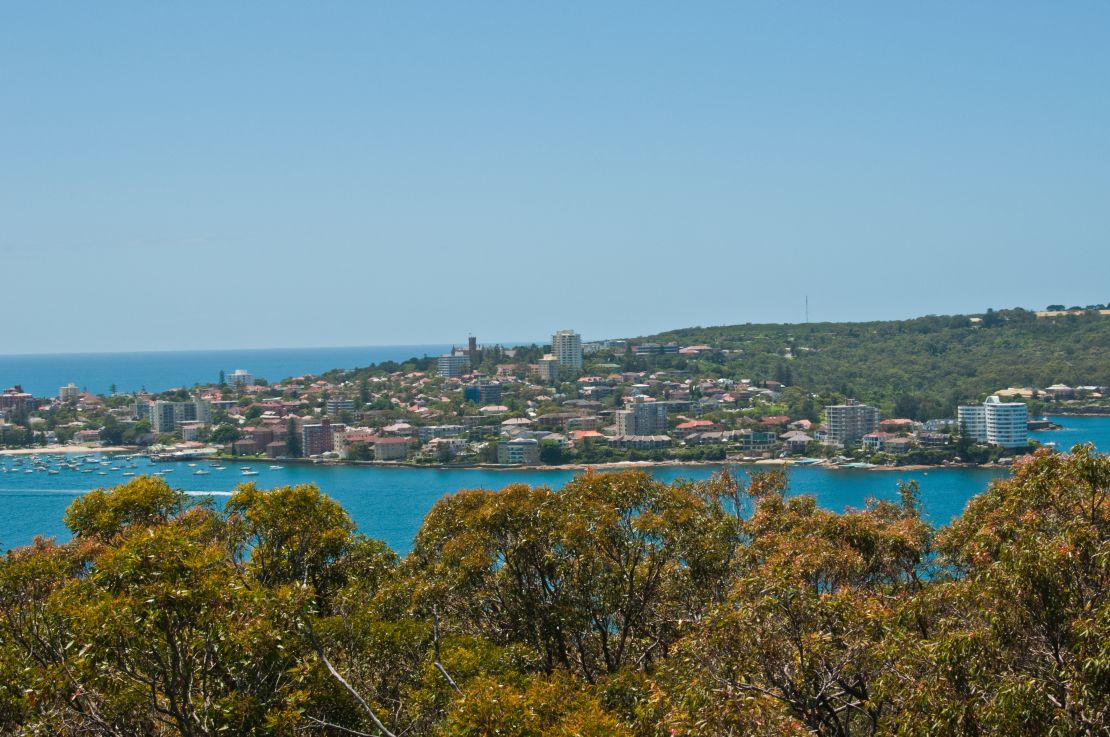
64,475,194,540
1,450,1108,736
633,311,1110,416
227,483,356,610
347,441,373,461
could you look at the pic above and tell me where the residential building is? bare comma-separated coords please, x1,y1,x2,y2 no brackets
301,419,334,456
325,398,355,416
918,432,950,448
607,435,672,450
824,401,880,446
615,397,668,436
436,353,470,379
59,383,80,401
985,396,1029,448
417,425,467,442
179,421,205,442
0,387,34,417
780,431,814,453
739,430,778,452
150,399,211,434
373,436,410,461
73,428,101,444
497,438,540,464
631,342,679,355
425,437,468,458
862,432,894,452
1044,383,1075,399
957,404,988,442
552,330,583,370
228,369,254,386
265,441,288,458
537,355,560,384
464,380,502,404
957,397,1029,448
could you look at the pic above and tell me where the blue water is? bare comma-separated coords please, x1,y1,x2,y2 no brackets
0,345,454,396
1040,415,1110,454
2,415,1103,555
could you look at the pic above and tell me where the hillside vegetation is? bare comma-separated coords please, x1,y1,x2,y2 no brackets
628,309,1110,416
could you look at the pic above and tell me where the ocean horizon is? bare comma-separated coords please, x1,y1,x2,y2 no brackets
0,344,466,396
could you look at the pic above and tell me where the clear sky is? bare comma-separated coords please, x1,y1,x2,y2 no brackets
3,2,1108,354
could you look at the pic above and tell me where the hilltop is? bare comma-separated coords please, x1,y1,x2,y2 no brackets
623,308,1110,416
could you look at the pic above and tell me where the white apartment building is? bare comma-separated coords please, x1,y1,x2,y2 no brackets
59,383,80,401
552,330,583,370
958,397,1029,448
956,404,988,442
985,396,1029,448
228,369,254,386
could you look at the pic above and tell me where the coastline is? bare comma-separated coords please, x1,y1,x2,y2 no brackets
211,455,1007,474
0,445,1013,474
0,444,132,457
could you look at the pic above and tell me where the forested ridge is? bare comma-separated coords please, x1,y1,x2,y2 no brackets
2,447,1108,736
628,309,1110,415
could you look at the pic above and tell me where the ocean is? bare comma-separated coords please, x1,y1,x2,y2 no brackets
0,345,454,396
1,415,1106,556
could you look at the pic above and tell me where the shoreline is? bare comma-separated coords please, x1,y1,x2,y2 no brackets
0,445,132,457
0,446,1015,474
1045,411,1110,418
208,455,1008,474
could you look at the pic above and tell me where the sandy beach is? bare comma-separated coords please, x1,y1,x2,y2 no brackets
0,445,132,457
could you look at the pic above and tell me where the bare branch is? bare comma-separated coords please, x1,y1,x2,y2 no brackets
303,617,397,737
432,606,462,695
305,715,381,737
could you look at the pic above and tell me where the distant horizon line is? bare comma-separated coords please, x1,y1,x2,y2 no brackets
2,303,1099,358
0,340,545,360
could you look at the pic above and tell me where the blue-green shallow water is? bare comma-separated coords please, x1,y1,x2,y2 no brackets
1,415,1105,555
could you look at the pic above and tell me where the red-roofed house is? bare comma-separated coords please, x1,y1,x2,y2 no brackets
674,419,719,438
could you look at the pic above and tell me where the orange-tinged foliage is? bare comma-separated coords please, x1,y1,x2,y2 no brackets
1,450,1108,736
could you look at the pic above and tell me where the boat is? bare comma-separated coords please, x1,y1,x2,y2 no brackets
241,470,259,476
123,472,135,477
268,465,284,470
194,469,210,476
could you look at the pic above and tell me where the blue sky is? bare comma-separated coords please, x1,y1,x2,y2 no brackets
2,2,1108,353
